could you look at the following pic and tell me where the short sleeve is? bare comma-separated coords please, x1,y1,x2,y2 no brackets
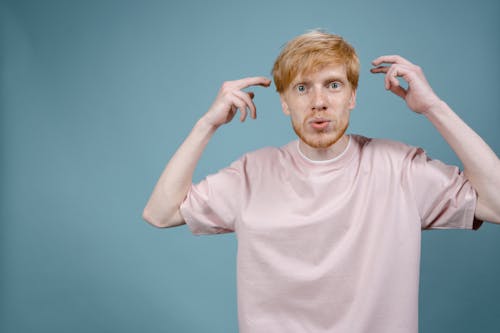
404,147,482,230
179,157,244,235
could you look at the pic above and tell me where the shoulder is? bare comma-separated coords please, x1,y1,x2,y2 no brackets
227,142,295,176
242,142,294,163
245,145,283,159
351,134,431,173
352,134,423,158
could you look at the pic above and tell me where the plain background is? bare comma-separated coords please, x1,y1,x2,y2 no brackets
1,0,499,332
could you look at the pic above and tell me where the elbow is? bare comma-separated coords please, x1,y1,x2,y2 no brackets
483,212,500,225
475,195,500,225
142,208,169,228
142,207,183,228
488,210,500,225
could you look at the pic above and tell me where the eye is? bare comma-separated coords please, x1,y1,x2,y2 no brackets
329,81,341,89
296,84,306,93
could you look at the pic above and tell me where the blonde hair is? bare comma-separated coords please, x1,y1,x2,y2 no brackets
272,30,360,93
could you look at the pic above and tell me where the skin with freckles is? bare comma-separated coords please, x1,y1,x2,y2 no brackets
280,65,356,160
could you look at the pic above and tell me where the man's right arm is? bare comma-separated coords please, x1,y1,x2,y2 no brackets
142,77,271,228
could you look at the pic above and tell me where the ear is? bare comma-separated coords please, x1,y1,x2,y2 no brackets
280,94,290,116
348,90,357,110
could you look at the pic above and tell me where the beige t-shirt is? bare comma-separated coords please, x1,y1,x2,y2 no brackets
180,134,480,333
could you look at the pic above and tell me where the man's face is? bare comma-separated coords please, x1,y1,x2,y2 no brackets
280,64,356,150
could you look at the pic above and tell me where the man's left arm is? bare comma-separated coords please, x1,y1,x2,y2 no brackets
371,55,500,224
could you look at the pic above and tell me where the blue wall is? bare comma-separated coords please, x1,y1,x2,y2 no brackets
1,0,499,332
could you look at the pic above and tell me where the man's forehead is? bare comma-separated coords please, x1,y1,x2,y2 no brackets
293,64,348,83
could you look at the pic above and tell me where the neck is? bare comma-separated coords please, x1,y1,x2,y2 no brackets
298,135,349,161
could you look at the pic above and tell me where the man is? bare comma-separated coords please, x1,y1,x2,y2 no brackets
143,30,500,332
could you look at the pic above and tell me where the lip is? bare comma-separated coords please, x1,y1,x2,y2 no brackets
309,117,330,124
309,118,331,130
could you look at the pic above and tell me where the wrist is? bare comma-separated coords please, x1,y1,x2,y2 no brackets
195,116,219,136
422,99,447,118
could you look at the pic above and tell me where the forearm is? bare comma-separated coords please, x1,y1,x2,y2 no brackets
424,101,500,223
142,77,270,227
142,118,217,228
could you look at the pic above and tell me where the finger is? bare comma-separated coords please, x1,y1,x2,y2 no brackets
372,55,413,67
238,104,248,122
233,76,272,90
247,92,257,119
225,106,237,123
386,66,400,90
248,92,256,118
370,63,402,89
382,66,394,90
390,85,407,99
369,66,389,74
234,90,257,119
385,66,409,99
231,93,251,122
391,64,416,86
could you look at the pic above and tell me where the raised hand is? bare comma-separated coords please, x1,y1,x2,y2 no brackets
370,55,442,115
203,77,272,128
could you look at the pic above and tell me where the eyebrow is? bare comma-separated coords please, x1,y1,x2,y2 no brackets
321,75,346,83
292,76,346,86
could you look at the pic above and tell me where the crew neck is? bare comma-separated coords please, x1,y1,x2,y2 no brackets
296,135,351,164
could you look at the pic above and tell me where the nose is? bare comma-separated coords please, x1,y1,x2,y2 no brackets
311,88,327,111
